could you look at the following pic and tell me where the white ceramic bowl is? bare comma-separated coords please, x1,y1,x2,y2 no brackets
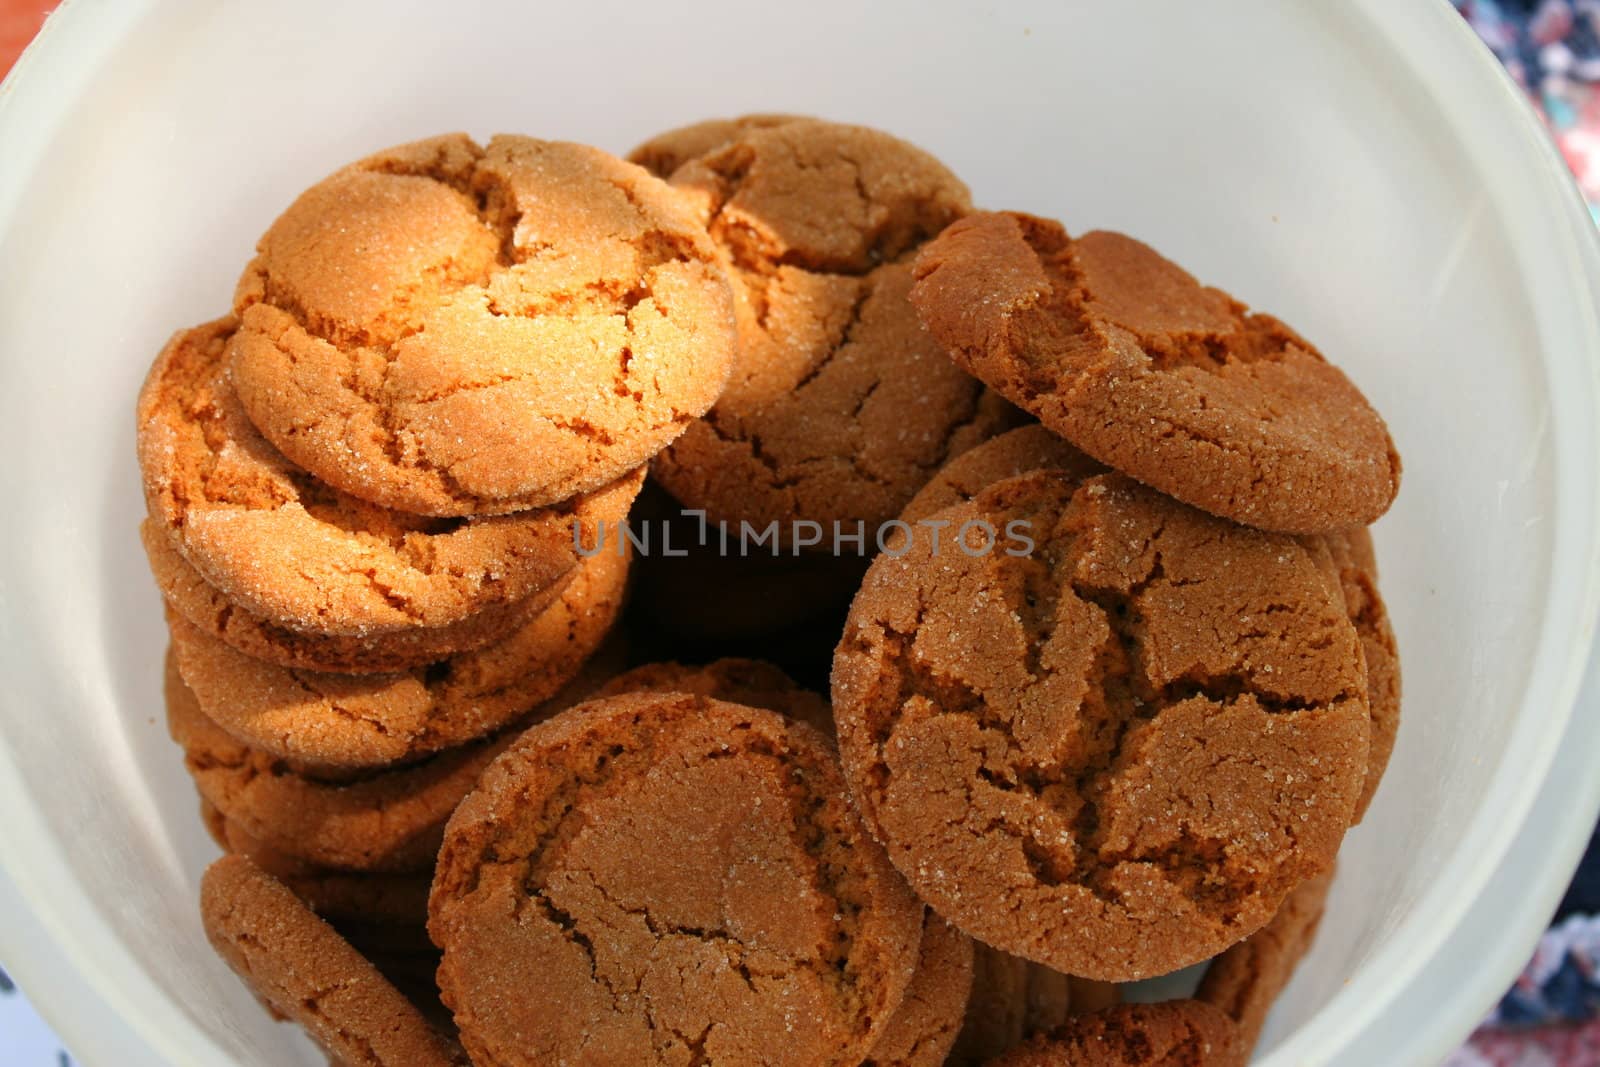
3,2,1599,1064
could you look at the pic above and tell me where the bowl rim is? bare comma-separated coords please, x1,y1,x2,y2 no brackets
0,2,1598,1065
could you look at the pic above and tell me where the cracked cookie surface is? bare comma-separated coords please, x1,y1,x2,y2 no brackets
910,211,1400,534
200,854,463,1067
986,1001,1244,1067
171,540,629,774
628,114,803,178
643,118,1016,533
227,134,736,516
901,423,1105,524
139,317,643,637
831,470,1369,981
428,691,923,1067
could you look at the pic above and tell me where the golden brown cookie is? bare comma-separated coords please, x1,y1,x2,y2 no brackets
900,423,1104,524
200,854,463,1066
646,118,1016,533
628,113,804,177
910,211,1401,534
201,800,432,926
428,691,924,1067
140,317,642,637
861,913,974,1067
593,657,834,736
985,1001,1244,1067
1322,530,1400,821
832,470,1370,980
143,519,545,674
227,133,736,516
1197,868,1333,1058
170,541,629,774
169,653,507,872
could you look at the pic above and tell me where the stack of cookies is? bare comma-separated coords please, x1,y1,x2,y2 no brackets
139,117,1401,1067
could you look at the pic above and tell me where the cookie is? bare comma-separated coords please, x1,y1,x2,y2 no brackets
949,945,1078,1066
910,211,1401,534
169,653,509,872
861,913,974,1067
831,470,1370,980
903,426,1400,825
140,318,644,637
226,133,736,516
628,113,803,178
900,424,1104,524
594,657,834,736
985,1001,1243,1067
200,854,463,1067
201,800,432,926
1197,868,1333,1058
428,691,924,1067
1322,530,1400,821
143,519,542,674
646,118,1017,533
170,540,629,774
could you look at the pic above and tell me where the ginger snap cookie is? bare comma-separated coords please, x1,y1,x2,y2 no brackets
949,944,1084,1066
170,541,629,774
428,691,924,1067
200,855,463,1067
201,801,432,925
861,912,974,1067
900,424,1104,525
168,653,507,872
628,113,803,178
910,211,1401,534
644,118,1017,533
1197,868,1333,1058
831,469,1370,981
226,133,736,516
139,317,643,637
594,657,834,736
986,1001,1244,1067
142,520,545,674
1322,529,1400,821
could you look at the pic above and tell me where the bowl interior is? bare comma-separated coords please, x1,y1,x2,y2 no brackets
0,2,1591,1064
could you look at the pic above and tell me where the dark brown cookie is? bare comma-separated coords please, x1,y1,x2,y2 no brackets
985,1001,1244,1067
1321,530,1400,821
628,114,805,178
949,944,1082,1066
428,691,924,1067
200,854,463,1066
1197,868,1333,1058
594,657,834,736
861,913,974,1067
646,118,1017,534
170,541,629,774
910,211,1401,534
832,470,1370,980
227,134,736,516
139,317,640,636
143,519,547,674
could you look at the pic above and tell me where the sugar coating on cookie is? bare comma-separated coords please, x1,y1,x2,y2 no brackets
832,470,1370,981
860,913,974,1067
1197,868,1333,1058
227,134,736,516
900,423,1104,525
168,654,509,872
910,211,1401,534
628,113,804,178
428,691,924,1067
646,118,1016,531
986,1001,1244,1067
171,541,629,773
199,855,462,1067
594,657,834,737
139,317,643,636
